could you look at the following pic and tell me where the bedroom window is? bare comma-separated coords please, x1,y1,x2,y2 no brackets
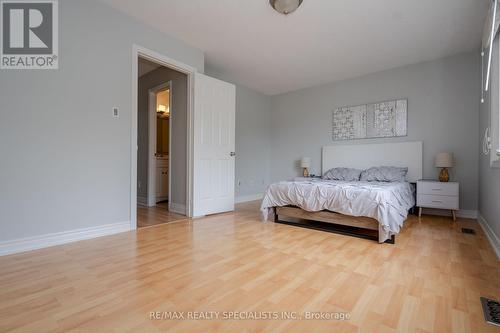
488,37,500,167
482,0,500,167
497,52,500,157
493,35,500,165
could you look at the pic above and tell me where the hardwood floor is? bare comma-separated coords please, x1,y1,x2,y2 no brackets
137,202,186,228
1,201,499,332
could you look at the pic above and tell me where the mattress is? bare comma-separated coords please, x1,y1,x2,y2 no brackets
260,179,415,242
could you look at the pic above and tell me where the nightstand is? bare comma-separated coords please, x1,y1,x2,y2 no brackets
416,180,459,221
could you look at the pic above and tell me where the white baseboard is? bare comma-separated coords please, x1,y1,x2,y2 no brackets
137,195,148,207
235,193,263,204
421,208,477,219
0,222,131,257
169,202,186,215
478,214,500,260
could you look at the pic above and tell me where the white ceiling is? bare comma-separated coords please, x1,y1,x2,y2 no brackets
102,0,489,95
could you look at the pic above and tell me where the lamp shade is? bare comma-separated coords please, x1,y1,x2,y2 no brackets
300,157,311,168
435,152,454,168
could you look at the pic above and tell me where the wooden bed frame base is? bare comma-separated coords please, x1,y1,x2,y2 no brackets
274,206,395,244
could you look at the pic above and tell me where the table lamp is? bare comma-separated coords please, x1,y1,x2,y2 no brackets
301,157,311,177
435,152,454,182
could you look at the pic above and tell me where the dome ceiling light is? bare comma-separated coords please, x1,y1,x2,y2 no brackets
269,0,303,15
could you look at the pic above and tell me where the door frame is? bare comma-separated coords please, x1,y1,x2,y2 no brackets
131,44,196,230
147,81,171,208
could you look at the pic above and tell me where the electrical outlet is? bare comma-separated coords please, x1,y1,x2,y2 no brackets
112,107,119,118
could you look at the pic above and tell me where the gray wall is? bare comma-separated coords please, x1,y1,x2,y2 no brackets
137,67,188,205
0,0,204,241
0,0,484,246
270,52,479,211
479,38,500,238
205,65,272,199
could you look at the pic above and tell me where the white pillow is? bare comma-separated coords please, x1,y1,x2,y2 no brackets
323,167,362,181
360,166,408,182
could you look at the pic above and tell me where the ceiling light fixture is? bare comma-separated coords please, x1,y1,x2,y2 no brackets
269,0,303,15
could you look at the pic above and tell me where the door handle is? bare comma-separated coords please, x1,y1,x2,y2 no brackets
230,152,236,157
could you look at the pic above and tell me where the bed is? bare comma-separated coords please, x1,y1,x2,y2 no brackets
261,141,423,243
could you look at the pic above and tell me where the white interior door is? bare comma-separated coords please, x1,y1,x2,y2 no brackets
193,73,235,216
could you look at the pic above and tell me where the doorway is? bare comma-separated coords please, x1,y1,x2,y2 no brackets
148,82,170,207
130,45,237,231
135,56,189,228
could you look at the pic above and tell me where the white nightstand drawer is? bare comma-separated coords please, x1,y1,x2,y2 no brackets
417,181,458,196
417,194,459,210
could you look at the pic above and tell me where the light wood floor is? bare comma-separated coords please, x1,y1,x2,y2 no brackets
1,201,500,333
137,202,186,228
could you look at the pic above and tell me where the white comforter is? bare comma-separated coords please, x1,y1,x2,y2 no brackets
261,179,415,242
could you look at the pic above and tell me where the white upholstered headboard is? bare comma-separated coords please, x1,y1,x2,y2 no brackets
322,141,423,182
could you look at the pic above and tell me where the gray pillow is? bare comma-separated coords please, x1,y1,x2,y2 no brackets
360,166,408,182
323,167,362,181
